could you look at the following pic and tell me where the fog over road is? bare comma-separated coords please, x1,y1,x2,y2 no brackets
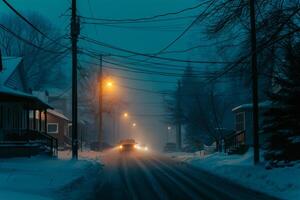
88,150,278,200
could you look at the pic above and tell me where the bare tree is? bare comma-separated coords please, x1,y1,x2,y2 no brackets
205,0,300,96
0,12,68,90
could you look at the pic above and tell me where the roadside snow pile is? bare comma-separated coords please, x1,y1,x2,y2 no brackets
58,150,103,161
0,156,102,200
166,152,199,162
185,149,300,200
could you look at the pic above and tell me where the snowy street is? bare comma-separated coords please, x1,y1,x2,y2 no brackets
1,0,300,199
87,150,278,200
0,156,102,200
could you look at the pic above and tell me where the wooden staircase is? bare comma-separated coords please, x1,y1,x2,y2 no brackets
224,131,248,155
0,130,58,158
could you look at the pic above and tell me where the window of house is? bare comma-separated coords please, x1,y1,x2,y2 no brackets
47,123,58,133
236,112,245,131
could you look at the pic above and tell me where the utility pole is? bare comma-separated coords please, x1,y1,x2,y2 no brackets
98,55,103,150
71,0,79,159
249,0,260,164
113,109,116,144
176,80,182,151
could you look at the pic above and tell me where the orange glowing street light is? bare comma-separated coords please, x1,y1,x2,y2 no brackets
123,112,129,118
106,81,113,88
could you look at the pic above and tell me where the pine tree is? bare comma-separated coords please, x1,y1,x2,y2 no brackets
263,42,300,163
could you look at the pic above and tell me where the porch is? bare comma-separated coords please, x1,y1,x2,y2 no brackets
224,130,248,155
0,89,58,157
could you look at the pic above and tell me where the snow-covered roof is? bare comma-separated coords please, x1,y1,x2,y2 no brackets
0,85,33,98
0,57,22,85
0,57,52,109
0,85,53,109
47,109,69,121
232,101,271,112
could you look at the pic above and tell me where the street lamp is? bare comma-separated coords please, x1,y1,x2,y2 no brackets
106,81,113,88
132,122,136,127
123,112,129,118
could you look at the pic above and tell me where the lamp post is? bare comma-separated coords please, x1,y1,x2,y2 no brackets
167,126,172,143
98,55,111,150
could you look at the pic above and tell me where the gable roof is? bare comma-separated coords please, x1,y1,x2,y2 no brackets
47,109,69,121
0,57,52,109
0,57,22,86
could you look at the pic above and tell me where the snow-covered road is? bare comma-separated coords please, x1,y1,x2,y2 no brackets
87,150,278,200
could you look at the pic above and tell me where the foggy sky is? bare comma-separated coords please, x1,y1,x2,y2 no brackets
0,0,221,148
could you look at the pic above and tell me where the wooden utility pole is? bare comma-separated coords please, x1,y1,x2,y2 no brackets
176,80,182,151
71,0,79,159
98,55,103,149
249,0,260,164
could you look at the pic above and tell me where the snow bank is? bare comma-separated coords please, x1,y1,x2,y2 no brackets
171,149,300,200
0,152,103,200
58,150,103,162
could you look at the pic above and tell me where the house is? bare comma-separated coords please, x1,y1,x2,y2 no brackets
33,89,90,150
0,57,57,157
224,101,271,154
46,109,70,149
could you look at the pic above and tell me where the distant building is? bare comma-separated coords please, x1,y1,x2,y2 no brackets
33,89,91,150
0,57,57,158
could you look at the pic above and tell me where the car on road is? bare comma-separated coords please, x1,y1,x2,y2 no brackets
118,139,137,152
138,144,149,151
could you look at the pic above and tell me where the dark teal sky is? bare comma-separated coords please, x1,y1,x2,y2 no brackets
0,0,223,148
1,0,199,52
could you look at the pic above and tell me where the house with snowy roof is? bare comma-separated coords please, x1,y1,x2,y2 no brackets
224,101,271,154
0,56,58,157
33,89,88,150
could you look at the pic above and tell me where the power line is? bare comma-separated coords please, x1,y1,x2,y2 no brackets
124,0,217,67
2,0,70,51
82,48,229,70
79,1,212,22
154,0,217,54
83,15,197,25
0,24,67,54
78,57,245,84
80,36,242,64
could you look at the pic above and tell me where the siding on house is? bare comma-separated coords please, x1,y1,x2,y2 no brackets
47,110,69,148
232,101,271,147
